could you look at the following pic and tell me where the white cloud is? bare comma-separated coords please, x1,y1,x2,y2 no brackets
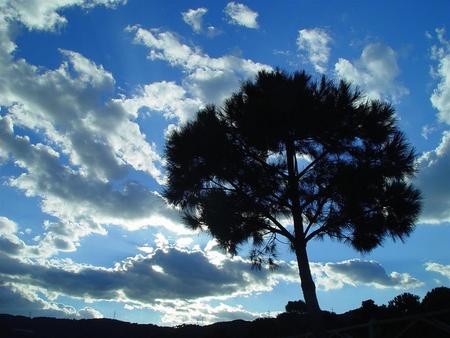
154,233,169,250
297,28,331,73
0,49,162,182
0,245,422,310
335,43,408,102
224,2,259,29
0,215,102,258
149,300,264,325
0,247,296,305
415,30,450,225
0,1,197,261
0,116,187,238
0,282,103,319
414,131,450,223
175,237,193,248
127,25,270,110
0,216,17,234
311,259,423,291
0,240,423,322
430,28,450,124
116,81,202,124
0,0,126,32
0,216,25,256
425,262,450,280
182,7,207,33
204,238,218,252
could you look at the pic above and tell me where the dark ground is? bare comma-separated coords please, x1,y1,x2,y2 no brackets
1,306,449,338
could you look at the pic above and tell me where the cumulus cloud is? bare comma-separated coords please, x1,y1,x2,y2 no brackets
0,248,296,307
127,25,270,111
146,300,264,325
335,43,408,102
311,259,423,291
430,28,450,124
116,81,202,124
414,29,450,224
0,0,125,32
414,131,450,223
297,28,331,73
0,216,25,256
0,282,103,319
0,0,195,260
425,262,450,280
224,2,259,29
182,7,207,33
0,49,162,182
0,244,422,315
0,116,185,235
0,216,104,259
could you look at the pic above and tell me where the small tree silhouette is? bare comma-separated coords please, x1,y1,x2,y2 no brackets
360,299,378,314
164,70,421,338
388,292,421,314
422,286,450,311
285,300,307,314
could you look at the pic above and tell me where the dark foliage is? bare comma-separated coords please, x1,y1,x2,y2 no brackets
359,299,382,320
422,286,450,311
388,292,421,314
285,299,307,313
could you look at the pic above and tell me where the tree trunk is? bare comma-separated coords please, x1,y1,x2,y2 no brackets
285,138,327,337
295,241,328,338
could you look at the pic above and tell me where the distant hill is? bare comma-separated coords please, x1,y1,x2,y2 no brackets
1,287,449,338
1,310,449,338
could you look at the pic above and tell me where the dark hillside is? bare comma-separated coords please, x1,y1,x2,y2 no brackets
1,288,449,338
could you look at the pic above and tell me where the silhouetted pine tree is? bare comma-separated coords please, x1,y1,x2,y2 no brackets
164,70,421,338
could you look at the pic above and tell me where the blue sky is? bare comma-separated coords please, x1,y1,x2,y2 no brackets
0,0,449,325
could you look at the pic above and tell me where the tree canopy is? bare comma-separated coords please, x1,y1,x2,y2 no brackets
388,293,421,314
164,70,421,337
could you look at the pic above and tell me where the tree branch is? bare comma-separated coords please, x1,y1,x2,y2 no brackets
214,177,294,243
305,223,329,242
303,197,329,237
296,151,328,181
264,213,295,242
233,134,289,180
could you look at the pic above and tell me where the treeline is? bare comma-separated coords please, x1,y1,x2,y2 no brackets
0,287,449,338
